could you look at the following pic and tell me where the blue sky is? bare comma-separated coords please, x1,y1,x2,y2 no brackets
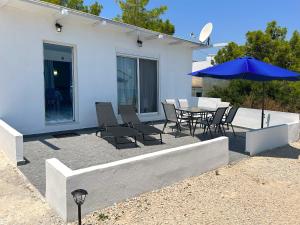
85,0,300,60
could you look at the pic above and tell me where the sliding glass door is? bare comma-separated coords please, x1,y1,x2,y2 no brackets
139,59,158,113
117,56,158,113
117,56,138,110
43,43,74,123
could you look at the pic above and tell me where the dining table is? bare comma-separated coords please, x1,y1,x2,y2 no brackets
176,107,216,135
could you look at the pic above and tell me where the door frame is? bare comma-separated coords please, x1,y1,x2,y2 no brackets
42,40,78,124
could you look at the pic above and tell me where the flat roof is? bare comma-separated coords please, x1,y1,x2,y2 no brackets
4,0,208,49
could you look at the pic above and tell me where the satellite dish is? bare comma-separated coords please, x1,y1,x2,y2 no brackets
199,22,213,44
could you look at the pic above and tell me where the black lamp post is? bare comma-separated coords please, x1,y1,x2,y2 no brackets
71,189,88,225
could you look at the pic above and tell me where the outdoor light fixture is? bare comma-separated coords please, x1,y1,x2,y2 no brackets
137,38,143,47
55,22,63,32
71,189,88,225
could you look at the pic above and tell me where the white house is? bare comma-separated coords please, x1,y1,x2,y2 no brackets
0,0,204,135
192,55,229,96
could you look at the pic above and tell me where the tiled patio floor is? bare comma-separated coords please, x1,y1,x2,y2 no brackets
19,124,249,195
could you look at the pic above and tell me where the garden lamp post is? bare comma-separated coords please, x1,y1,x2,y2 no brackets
71,189,88,225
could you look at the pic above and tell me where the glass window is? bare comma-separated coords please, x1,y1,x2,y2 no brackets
117,56,158,113
117,56,138,110
139,59,158,113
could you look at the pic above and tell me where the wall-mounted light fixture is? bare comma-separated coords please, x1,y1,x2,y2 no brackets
137,38,143,47
55,22,63,32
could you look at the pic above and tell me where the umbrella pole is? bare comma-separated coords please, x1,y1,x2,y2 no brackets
261,82,265,128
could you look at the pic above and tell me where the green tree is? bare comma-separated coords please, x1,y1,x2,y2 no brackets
43,0,103,16
208,21,300,112
115,0,175,35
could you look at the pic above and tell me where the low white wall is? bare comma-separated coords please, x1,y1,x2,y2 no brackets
46,137,229,222
233,107,299,129
197,97,222,110
287,122,300,143
0,119,23,165
246,124,289,156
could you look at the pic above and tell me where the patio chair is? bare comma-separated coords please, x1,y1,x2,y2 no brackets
193,107,228,137
222,106,239,136
162,102,191,136
95,102,138,149
165,99,190,125
178,99,189,108
119,105,163,144
165,99,178,107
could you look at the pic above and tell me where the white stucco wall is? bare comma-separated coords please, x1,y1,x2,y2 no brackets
245,124,289,156
0,4,193,135
46,137,229,221
233,107,299,129
0,119,23,165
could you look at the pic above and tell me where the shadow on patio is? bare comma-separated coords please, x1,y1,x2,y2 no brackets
18,123,249,196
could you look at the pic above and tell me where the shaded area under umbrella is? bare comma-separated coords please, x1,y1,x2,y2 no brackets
189,56,300,128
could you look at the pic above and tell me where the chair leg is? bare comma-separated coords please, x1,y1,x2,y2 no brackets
114,137,119,149
221,124,226,136
231,124,236,136
162,121,168,133
193,122,198,136
202,125,207,133
208,126,213,137
160,133,163,144
178,122,182,132
134,136,138,146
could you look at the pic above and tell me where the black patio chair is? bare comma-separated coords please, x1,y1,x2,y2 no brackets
165,99,190,125
193,107,228,137
119,105,163,144
162,102,191,136
95,102,138,149
222,106,239,136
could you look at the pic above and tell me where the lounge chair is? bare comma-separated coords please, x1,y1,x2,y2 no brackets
95,102,138,149
222,106,239,136
119,105,163,144
162,102,191,136
193,107,228,137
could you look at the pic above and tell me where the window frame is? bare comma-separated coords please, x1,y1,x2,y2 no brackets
116,54,159,115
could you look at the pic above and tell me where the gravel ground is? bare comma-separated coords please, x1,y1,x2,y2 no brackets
75,142,300,225
0,151,63,225
1,142,299,225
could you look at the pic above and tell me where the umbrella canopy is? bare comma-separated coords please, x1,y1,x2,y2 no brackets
189,56,300,128
189,56,300,81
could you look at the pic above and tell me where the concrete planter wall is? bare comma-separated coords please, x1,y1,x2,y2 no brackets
46,137,229,222
233,107,299,129
0,119,24,165
245,122,299,156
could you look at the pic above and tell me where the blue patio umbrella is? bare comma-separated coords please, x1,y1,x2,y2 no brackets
189,56,300,128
